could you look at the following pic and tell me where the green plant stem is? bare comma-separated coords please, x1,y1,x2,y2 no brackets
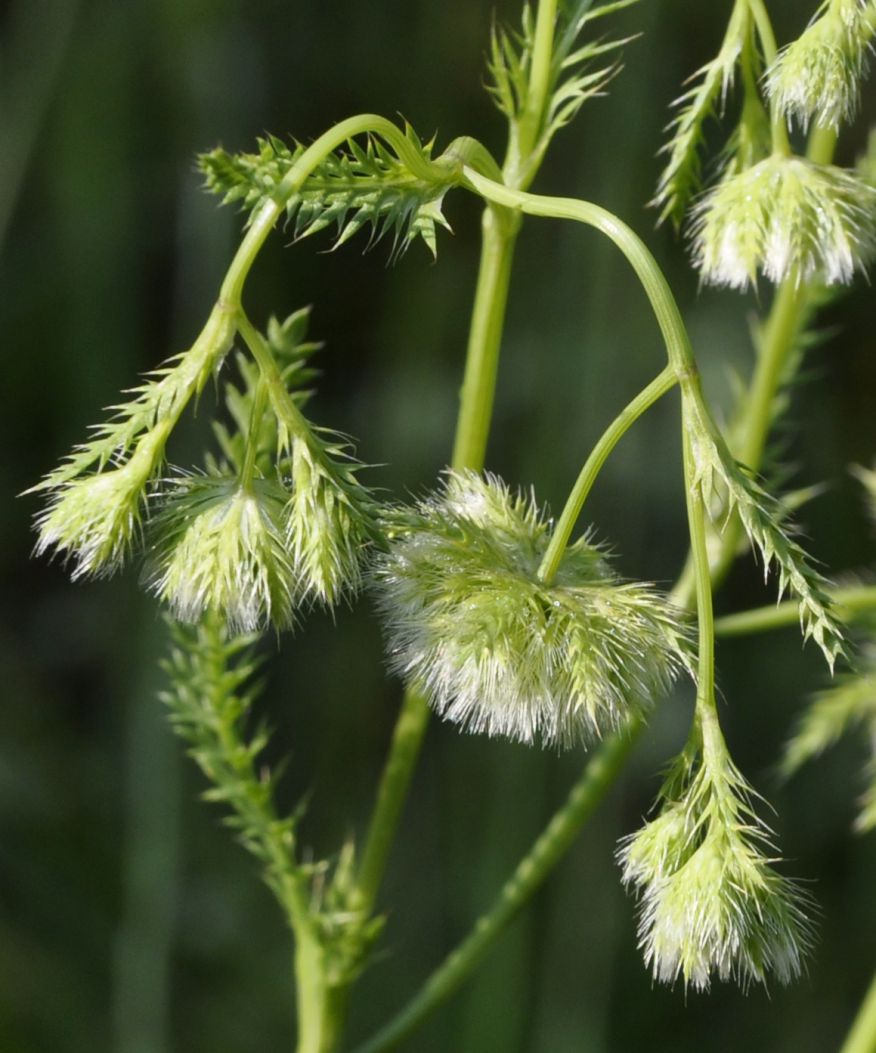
746,0,791,154
518,0,558,159
538,365,677,583
715,584,876,637
350,725,638,1053
841,969,876,1053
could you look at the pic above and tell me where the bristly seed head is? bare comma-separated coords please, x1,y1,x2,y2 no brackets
618,756,814,991
373,471,690,749
692,154,876,290
148,474,298,633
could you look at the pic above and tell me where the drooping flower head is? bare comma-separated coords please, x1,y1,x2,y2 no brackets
148,474,298,633
766,0,875,132
692,154,876,290
373,471,690,748
619,755,813,990
33,423,168,580
284,434,374,608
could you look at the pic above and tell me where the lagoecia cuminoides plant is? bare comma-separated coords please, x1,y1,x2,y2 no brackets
28,0,876,1049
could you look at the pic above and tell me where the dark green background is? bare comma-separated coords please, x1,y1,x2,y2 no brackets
2,1,875,1050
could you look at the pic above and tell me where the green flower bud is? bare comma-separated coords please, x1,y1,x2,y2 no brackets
692,154,876,289
285,436,372,607
374,471,690,748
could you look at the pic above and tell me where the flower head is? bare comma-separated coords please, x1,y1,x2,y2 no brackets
766,0,874,132
284,435,374,607
148,474,297,632
619,757,813,990
33,424,166,579
373,471,690,748
692,154,876,290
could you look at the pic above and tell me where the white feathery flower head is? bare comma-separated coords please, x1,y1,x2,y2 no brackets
692,154,876,289
373,471,690,749
619,758,813,991
149,475,297,633
766,0,874,132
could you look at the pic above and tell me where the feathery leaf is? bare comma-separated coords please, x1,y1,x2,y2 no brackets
199,127,452,260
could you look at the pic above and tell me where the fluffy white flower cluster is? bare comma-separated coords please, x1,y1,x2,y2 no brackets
373,471,690,748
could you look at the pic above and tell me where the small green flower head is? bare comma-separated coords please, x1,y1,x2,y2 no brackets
766,0,874,131
692,155,876,289
33,425,165,579
149,475,297,632
285,437,372,607
35,463,149,580
373,471,690,748
621,763,813,990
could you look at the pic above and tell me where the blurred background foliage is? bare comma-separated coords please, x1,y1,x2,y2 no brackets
2,1,876,1050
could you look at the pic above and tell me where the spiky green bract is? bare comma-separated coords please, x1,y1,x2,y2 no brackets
766,0,875,132
199,127,452,259
653,0,753,227
619,752,813,991
373,471,689,748
487,0,637,184
285,433,374,608
782,654,876,833
149,475,297,633
685,398,844,670
691,155,876,290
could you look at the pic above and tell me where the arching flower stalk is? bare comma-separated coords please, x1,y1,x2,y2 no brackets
691,154,876,289
373,471,690,748
619,751,814,991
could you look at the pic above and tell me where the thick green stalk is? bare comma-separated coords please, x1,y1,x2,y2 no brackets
350,726,638,1053
715,584,876,637
538,365,677,583
841,969,876,1053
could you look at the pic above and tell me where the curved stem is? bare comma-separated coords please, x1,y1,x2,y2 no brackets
350,725,639,1053
538,365,677,583
840,968,876,1053
715,584,876,637
217,114,462,308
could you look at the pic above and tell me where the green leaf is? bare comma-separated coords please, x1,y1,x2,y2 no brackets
653,0,752,227
199,126,451,260
685,398,845,670
486,0,638,163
